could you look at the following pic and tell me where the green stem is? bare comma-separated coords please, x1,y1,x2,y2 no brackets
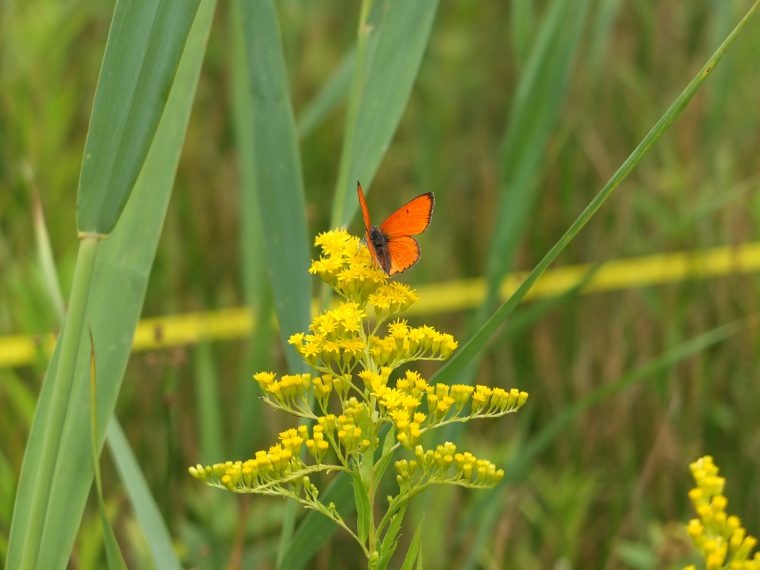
18,236,99,569
329,0,374,228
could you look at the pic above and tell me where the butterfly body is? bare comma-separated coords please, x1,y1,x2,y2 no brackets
357,181,434,276
368,225,393,274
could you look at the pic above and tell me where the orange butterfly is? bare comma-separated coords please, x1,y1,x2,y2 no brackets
357,181,435,276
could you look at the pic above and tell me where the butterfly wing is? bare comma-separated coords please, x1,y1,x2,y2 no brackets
357,181,381,267
386,235,421,275
379,192,435,238
357,181,372,232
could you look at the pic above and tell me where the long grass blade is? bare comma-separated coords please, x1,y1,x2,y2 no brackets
476,0,590,326
107,420,182,570
7,1,217,566
330,0,439,228
193,343,225,463
239,0,310,373
88,332,128,570
434,0,760,384
230,0,270,454
297,49,356,139
77,0,202,235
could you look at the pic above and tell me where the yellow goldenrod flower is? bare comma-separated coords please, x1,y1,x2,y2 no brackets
683,456,760,570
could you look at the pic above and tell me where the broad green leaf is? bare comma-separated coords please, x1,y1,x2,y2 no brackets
458,318,747,569
77,0,202,235
7,1,216,567
331,0,439,228
239,0,310,373
107,421,182,570
434,0,760,385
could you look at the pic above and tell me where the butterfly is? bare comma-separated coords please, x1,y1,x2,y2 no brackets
357,181,435,276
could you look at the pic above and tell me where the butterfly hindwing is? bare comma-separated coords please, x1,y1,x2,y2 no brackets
379,192,435,238
386,235,421,275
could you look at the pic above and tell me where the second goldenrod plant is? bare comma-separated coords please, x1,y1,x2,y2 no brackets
189,229,528,567
683,456,759,570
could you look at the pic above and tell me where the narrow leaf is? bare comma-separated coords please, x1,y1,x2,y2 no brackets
377,503,407,570
477,0,590,326
352,470,371,545
107,421,181,570
399,518,424,570
229,0,271,454
298,49,356,139
239,0,310,373
88,332,128,570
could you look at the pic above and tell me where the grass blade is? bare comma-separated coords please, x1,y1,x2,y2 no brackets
7,1,217,566
510,0,534,65
297,49,356,139
77,0,202,235
434,0,760,384
239,0,310,373
88,332,128,570
193,343,225,464
229,0,270,454
107,420,182,570
331,0,439,228
477,0,590,323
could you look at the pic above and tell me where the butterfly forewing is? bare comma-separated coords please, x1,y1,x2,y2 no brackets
357,182,373,234
357,182,381,266
378,192,435,238
386,235,421,275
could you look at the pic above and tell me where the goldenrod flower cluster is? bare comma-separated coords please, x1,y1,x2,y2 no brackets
189,229,529,562
188,426,335,494
394,442,504,491
360,367,527,448
683,456,759,570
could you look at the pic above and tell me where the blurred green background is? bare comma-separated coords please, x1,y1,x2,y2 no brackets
2,0,760,568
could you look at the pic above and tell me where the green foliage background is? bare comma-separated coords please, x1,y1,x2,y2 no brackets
1,0,760,568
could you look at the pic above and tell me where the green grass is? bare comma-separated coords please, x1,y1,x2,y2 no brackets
2,0,760,568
